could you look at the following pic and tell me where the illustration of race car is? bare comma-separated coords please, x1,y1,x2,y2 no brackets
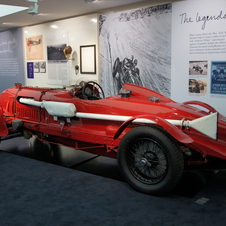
0,81,226,195
193,65,203,74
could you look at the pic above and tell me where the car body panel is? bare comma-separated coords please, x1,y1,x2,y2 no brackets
0,82,226,163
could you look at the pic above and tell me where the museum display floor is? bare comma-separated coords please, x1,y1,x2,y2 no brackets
1,137,226,225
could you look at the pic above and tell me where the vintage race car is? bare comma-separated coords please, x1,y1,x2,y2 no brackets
0,81,226,195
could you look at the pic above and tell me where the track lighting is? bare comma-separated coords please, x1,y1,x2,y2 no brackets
84,0,99,3
27,0,38,15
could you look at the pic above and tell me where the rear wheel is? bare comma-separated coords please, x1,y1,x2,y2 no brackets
118,126,184,196
32,138,61,164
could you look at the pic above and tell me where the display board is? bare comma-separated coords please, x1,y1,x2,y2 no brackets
0,29,25,92
99,4,172,97
171,0,226,116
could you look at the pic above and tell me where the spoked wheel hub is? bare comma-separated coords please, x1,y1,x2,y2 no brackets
129,139,168,185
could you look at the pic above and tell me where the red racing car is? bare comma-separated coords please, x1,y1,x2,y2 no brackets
0,81,226,195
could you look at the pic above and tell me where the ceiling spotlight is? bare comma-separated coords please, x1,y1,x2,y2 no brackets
84,0,99,3
51,25,58,29
27,0,38,15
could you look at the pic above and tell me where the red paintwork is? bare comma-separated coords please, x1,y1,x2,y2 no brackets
0,83,226,165
0,107,8,137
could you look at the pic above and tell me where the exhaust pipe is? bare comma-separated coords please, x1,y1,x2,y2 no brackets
19,98,218,140
184,112,218,140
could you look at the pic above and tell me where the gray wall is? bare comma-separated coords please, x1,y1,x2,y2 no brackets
0,28,25,92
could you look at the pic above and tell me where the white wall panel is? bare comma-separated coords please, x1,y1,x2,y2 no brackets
23,14,98,88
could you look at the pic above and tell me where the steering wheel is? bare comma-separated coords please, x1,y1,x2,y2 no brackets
82,81,105,100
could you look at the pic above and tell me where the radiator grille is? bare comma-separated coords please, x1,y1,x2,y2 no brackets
16,106,39,121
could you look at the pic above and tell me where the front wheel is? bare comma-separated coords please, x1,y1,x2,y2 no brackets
117,126,184,196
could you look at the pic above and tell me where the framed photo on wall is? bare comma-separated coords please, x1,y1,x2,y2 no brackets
80,45,96,74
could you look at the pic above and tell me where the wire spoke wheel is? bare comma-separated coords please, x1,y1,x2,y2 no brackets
118,126,184,196
128,139,168,185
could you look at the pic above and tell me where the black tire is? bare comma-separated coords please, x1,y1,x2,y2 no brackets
112,58,123,94
112,58,120,77
117,126,184,196
32,138,61,164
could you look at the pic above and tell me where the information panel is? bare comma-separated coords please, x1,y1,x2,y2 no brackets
172,0,226,116
0,29,25,92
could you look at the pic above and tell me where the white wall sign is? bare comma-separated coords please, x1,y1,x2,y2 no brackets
171,0,226,116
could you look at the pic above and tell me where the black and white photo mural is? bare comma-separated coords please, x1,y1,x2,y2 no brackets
99,4,172,97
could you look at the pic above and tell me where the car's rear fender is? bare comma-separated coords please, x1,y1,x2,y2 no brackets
0,107,8,137
114,115,193,144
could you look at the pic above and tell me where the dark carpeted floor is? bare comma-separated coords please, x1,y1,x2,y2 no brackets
1,149,226,226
